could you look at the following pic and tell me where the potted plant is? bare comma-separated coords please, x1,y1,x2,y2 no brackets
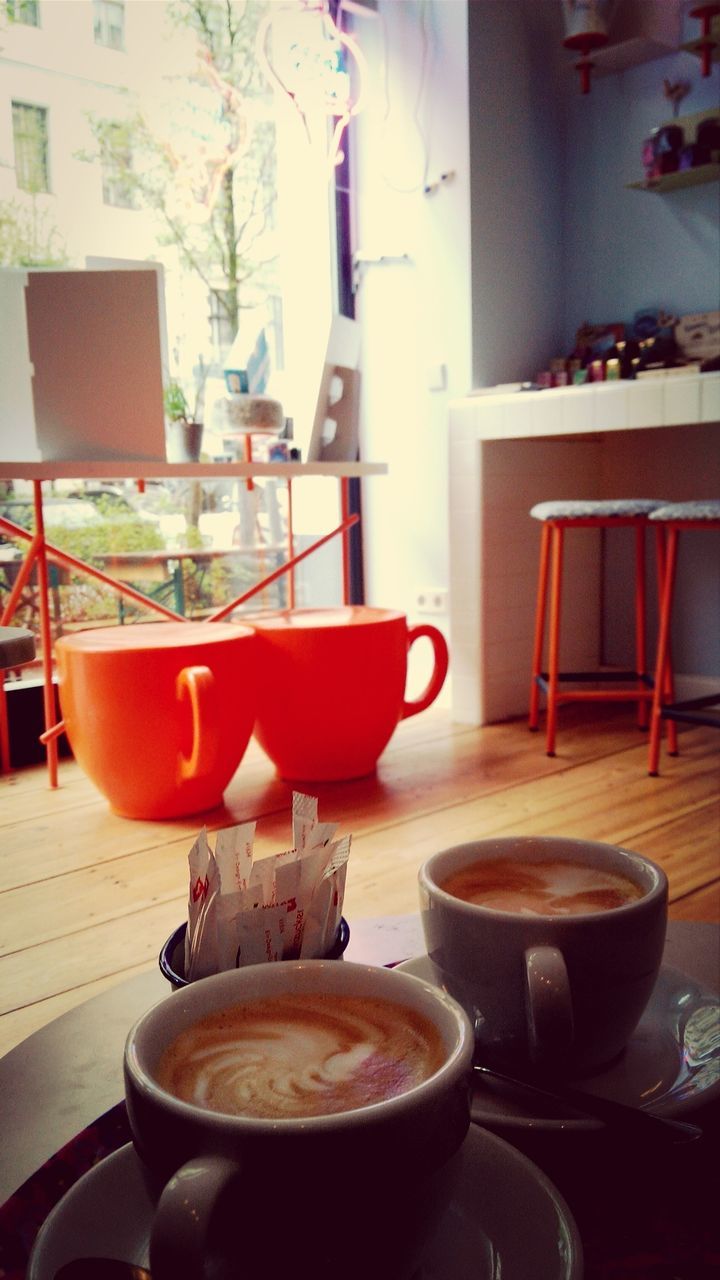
164,378,203,463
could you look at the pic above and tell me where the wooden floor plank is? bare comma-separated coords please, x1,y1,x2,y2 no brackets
0,959,156,1051
2,897,184,1017
669,880,720,921
0,707,648,893
0,705,717,1059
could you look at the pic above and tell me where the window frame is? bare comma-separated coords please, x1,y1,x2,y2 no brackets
93,0,125,51
6,0,40,27
11,99,50,193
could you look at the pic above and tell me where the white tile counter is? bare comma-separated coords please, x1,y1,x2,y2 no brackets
448,373,720,725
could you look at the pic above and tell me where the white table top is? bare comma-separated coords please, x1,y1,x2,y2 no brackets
450,371,720,441
0,460,387,481
0,916,718,1204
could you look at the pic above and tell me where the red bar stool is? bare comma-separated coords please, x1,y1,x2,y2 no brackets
647,500,720,776
529,499,669,756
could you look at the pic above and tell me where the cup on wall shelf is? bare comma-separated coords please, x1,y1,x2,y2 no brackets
244,606,449,781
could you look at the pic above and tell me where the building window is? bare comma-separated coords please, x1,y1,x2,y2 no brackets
101,125,136,208
12,101,49,193
93,0,124,50
5,0,40,25
208,289,236,358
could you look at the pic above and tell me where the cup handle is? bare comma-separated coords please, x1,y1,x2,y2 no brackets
400,624,449,720
176,665,218,781
524,946,574,1064
150,1155,239,1280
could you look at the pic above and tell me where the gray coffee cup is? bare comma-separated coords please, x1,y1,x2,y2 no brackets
419,836,668,1076
124,959,474,1280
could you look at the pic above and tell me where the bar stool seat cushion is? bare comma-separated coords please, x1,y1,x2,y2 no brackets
0,626,35,670
530,499,667,521
648,500,720,522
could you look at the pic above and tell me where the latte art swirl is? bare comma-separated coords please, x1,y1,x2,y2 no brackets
441,858,644,916
156,994,444,1119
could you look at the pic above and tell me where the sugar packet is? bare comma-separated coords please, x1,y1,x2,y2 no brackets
184,793,350,981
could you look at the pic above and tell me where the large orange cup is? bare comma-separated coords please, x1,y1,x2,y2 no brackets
246,606,449,781
55,622,258,819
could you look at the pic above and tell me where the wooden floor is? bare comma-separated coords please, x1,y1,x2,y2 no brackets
1,703,718,1061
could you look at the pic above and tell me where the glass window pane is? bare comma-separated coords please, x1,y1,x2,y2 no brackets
11,101,49,192
6,0,40,27
2,0,346,628
93,0,124,50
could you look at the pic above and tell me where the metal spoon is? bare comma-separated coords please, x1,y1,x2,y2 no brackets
473,1062,703,1144
54,1262,150,1279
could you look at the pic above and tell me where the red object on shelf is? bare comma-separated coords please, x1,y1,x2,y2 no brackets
689,4,720,76
563,30,609,94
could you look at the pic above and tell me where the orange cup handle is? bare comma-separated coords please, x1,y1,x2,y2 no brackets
176,665,218,781
401,624,449,720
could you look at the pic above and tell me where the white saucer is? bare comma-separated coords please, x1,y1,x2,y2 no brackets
27,1127,582,1280
396,957,720,1133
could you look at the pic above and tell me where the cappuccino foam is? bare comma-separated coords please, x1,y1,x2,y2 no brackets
441,858,643,916
156,993,444,1120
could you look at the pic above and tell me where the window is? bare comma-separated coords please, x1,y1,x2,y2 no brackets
5,0,40,26
93,0,124,50
101,124,136,208
12,101,49,192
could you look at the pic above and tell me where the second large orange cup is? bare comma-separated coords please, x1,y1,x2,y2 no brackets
55,621,258,819
246,606,449,781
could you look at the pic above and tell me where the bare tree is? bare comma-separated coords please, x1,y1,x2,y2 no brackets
84,0,278,347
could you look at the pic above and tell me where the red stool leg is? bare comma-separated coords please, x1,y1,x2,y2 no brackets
649,525,679,775
546,523,563,756
653,525,679,758
529,523,551,731
634,522,649,729
0,679,9,772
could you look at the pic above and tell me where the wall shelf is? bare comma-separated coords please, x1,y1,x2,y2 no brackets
590,0,680,75
627,108,720,193
627,162,720,192
680,13,720,67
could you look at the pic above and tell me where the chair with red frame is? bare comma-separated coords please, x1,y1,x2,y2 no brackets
529,498,673,757
647,500,720,776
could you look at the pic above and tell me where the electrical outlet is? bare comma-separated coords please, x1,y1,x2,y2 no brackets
416,587,448,614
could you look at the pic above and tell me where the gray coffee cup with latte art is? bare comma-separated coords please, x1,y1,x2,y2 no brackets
124,959,474,1280
419,836,668,1075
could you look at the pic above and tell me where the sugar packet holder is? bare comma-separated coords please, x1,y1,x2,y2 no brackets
184,793,350,981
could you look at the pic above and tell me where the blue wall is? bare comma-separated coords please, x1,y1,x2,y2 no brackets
467,0,566,387
465,2,719,678
467,1,719,381
563,48,720,350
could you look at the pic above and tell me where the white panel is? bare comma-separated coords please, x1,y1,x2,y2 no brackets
529,394,557,437
664,376,702,426
593,383,629,430
701,373,720,424
26,269,166,463
0,272,40,462
561,386,595,434
627,380,665,427
450,671,483,725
